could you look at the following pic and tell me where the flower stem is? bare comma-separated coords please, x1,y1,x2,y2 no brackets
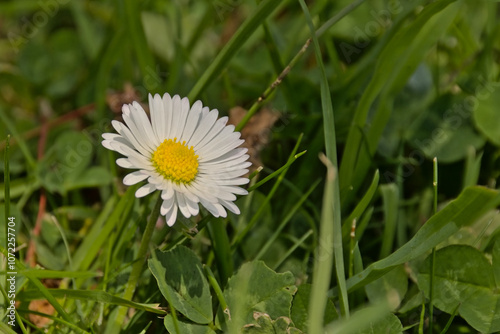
110,193,162,333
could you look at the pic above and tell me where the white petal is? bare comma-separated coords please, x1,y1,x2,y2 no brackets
161,186,175,200
161,196,174,216
219,185,248,196
220,199,240,215
163,93,174,139
215,178,250,186
199,139,244,162
176,192,191,218
194,116,228,151
182,100,203,143
204,169,249,179
186,182,218,203
199,198,221,217
165,204,178,226
131,101,158,146
185,196,199,216
102,140,115,151
112,120,152,156
203,147,248,165
214,202,227,217
177,184,199,203
199,161,251,174
174,97,191,139
187,109,218,147
122,106,150,148
135,183,156,198
123,171,149,185
195,125,236,156
110,141,149,162
169,95,182,139
202,152,249,166
149,94,163,142
102,133,121,141
116,158,134,169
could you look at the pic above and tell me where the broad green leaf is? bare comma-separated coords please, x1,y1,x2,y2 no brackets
290,284,338,333
410,94,485,163
335,186,500,295
64,166,112,191
241,312,303,334
37,131,97,194
163,315,216,334
325,304,402,334
149,246,213,324
365,265,408,311
473,83,500,146
219,261,296,333
18,29,84,97
356,314,403,334
418,245,500,333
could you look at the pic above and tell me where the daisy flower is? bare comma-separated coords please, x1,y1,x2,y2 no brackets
102,93,251,226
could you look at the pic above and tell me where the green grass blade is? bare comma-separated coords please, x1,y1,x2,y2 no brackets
247,150,306,193
463,147,483,188
0,255,75,326
300,0,348,320
339,0,460,202
17,269,100,279
110,194,163,332
273,229,313,270
342,170,379,240
207,218,233,285
308,154,337,333
255,179,320,261
0,109,35,168
71,187,133,272
188,0,283,101
69,1,100,59
18,310,90,334
379,183,399,258
0,321,19,334
332,186,500,296
231,135,304,248
17,289,166,315
123,0,160,93
429,157,438,333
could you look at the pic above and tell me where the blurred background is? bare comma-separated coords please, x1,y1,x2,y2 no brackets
1,0,500,333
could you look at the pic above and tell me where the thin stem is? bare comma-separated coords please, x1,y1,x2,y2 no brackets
429,157,438,334
349,218,357,278
3,135,10,311
111,194,162,333
438,304,459,334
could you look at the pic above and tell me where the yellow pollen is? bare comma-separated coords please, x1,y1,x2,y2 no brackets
151,138,199,184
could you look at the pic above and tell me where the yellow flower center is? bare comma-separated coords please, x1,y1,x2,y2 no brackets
151,138,199,184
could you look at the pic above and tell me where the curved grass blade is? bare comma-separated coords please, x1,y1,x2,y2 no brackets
299,0,348,322
17,289,166,315
332,186,500,296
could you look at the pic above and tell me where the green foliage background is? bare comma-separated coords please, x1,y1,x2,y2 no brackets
1,0,500,333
